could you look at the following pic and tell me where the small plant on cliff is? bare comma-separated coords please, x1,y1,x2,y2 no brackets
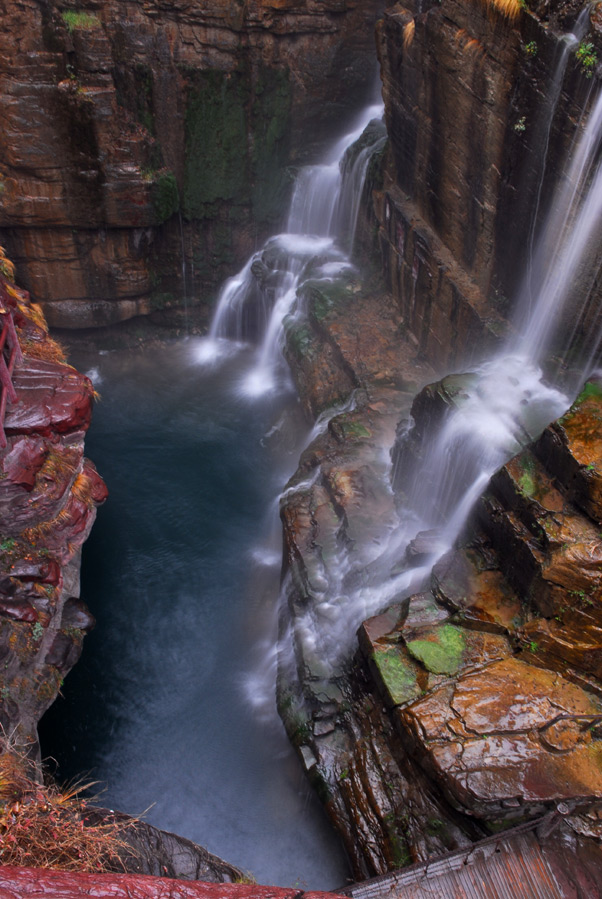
0,744,133,872
524,41,538,57
61,10,101,33
576,41,598,78
514,116,527,133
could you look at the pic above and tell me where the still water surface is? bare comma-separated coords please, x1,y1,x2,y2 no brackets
40,340,350,889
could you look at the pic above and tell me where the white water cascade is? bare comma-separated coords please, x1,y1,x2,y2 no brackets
289,82,602,669
196,104,386,394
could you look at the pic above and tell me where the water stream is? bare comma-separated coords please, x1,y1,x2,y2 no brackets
40,104,388,887
40,344,350,888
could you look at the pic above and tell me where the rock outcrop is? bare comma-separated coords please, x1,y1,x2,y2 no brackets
0,250,105,752
0,865,346,899
0,0,384,329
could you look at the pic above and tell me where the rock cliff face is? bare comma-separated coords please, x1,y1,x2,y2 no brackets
0,0,384,329
0,250,105,752
277,0,602,882
375,0,601,368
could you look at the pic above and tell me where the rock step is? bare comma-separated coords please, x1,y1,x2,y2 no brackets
481,446,602,618
6,358,94,437
359,540,516,715
396,655,602,822
534,379,602,525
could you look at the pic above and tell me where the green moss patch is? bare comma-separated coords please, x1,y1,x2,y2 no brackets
406,624,465,676
182,65,291,224
371,647,421,706
62,10,101,32
152,171,179,223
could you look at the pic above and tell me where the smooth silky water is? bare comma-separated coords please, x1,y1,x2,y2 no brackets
39,341,351,889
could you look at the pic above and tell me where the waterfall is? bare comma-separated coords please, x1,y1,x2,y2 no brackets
290,76,602,670
197,104,386,392
523,14,588,311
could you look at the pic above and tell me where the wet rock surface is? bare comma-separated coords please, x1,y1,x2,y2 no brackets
0,865,346,899
0,267,104,751
0,0,384,328
374,0,602,369
280,253,602,883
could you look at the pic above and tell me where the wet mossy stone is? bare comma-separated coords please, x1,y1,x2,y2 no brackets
152,171,179,223
182,66,291,224
371,646,422,707
183,70,249,218
406,624,465,676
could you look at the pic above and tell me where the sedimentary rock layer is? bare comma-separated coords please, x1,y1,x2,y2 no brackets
0,0,384,328
375,0,601,368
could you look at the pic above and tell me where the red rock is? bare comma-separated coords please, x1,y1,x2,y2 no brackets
5,359,93,437
7,557,60,585
0,866,348,899
0,597,37,622
83,457,108,503
1,435,47,489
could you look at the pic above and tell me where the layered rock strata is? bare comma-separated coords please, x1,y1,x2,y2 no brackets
375,0,602,369
278,275,488,878
0,865,348,899
0,0,384,329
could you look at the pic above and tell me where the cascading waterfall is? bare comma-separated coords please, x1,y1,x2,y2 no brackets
197,104,386,395
201,67,602,675
288,76,602,669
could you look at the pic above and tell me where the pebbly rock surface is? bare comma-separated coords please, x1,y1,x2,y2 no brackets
0,0,385,329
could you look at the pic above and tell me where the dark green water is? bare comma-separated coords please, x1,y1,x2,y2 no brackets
39,340,349,889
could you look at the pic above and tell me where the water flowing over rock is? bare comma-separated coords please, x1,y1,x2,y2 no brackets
269,0,602,883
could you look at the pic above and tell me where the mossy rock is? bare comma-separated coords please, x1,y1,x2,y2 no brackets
371,647,422,707
406,624,465,676
182,65,291,225
152,171,180,223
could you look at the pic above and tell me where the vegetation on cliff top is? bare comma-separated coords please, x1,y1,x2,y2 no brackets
0,745,133,872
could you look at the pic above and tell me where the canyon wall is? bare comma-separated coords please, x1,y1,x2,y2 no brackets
0,0,384,329
375,0,601,370
277,0,602,882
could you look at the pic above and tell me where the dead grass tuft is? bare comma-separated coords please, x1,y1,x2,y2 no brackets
0,747,134,872
21,336,68,365
403,20,415,49
481,0,522,20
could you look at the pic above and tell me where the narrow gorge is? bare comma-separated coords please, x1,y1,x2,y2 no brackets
1,0,602,895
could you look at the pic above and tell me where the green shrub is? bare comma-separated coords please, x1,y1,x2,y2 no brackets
576,41,598,78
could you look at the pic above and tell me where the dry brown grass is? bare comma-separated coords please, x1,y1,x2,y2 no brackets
481,0,522,20
403,20,415,49
21,336,68,365
0,748,133,872
71,470,95,509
